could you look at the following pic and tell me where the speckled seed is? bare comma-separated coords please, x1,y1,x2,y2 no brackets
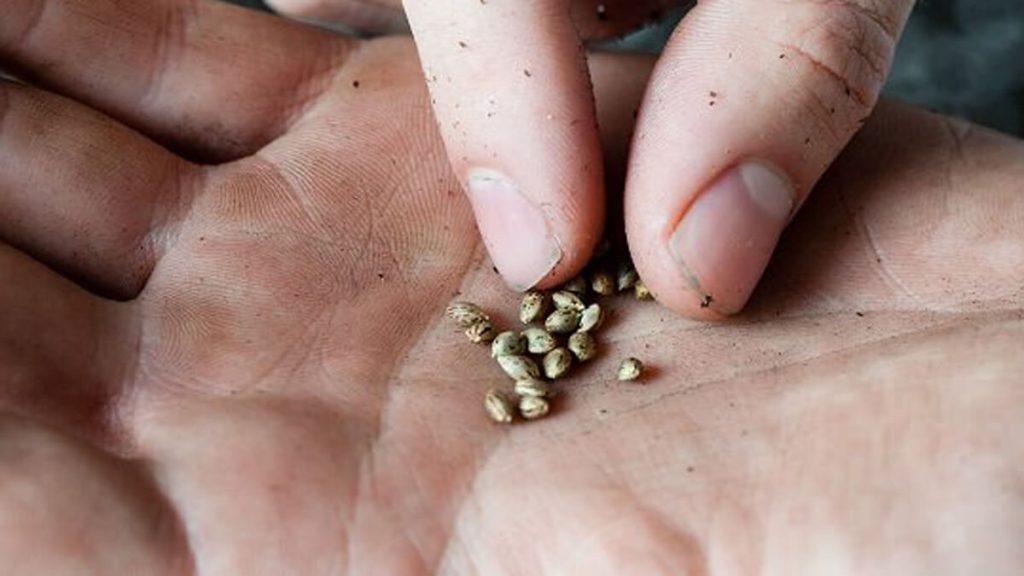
578,303,605,333
522,327,557,354
519,395,550,420
545,309,580,334
562,275,588,295
519,290,547,324
617,357,644,381
552,290,586,313
465,320,496,343
491,331,526,358
591,270,616,296
497,354,541,380
634,280,653,301
543,347,572,379
616,263,639,292
446,301,490,328
568,331,597,362
514,377,552,399
484,389,514,423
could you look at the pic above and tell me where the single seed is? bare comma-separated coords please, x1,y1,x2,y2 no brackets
491,331,526,358
634,280,652,300
616,263,639,292
543,347,572,379
497,354,541,380
522,327,557,354
617,357,644,381
578,303,605,333
519,290,547,324
591,269,616,296
519,395,550,420
514,377,552,398
568,331,597,362
563,275,588,295
545,309,580,334
465,320,496,343
446,301,490,328
552,290,586,313
484,389,514,423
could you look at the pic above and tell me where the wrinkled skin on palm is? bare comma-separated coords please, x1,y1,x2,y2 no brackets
1,2,1023,574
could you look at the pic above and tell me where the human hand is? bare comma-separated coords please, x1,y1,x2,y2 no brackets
2,1,1023,574
267,0,917,319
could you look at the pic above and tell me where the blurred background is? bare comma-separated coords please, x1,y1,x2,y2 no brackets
230,0,1023,136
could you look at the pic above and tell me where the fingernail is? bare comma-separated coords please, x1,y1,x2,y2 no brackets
466,169,562,291
669,161,795,314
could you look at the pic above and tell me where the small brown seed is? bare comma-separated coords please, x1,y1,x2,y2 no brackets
491,331,526,358
514,377,552,398
552,290,586,313
465,320,496,343
545,309,580,334
616,263,639,292
591,269,616,296
617,357,644,381
568,331,597,362
497,354,541,380
519,290,547,324
578,303,605,333
543,347,573,379
446,301,490,328
634,280,653,300
484,389,514,423
519,395,550,420
522,327,557,354
562,275,588,295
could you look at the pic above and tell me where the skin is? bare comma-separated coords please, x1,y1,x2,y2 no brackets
266,0,917,319
2,2,1024,574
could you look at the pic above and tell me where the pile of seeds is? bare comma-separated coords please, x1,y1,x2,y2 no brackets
445,257,648,424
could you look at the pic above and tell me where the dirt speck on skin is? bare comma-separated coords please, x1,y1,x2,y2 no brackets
524,69,532,78
700,294,714,308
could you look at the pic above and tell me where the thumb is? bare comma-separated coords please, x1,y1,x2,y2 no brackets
403,0,605,291
626,0,914,317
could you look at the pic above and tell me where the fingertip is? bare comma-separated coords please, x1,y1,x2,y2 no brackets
630,160,797,319
465,169,564,291
404,0,606,290
463,164,605,291
625,0,911,319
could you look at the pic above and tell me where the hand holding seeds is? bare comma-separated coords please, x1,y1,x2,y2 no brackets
282,0,919,320
7,0,1021,568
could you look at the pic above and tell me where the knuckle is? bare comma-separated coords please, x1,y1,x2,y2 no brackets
778,0,900,111
0,0,45,53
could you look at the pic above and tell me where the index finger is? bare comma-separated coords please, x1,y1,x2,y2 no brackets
403,0,605,290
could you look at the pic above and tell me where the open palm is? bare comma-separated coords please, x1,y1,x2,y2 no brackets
2,2,1023,574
